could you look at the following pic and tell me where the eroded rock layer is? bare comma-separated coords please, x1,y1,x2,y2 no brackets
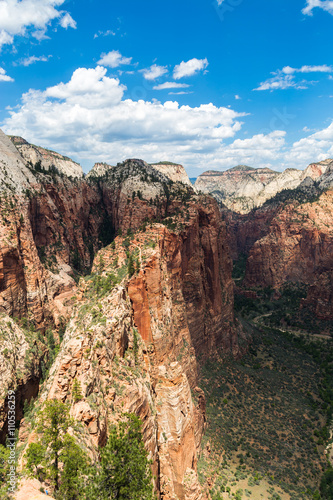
0,132,243,499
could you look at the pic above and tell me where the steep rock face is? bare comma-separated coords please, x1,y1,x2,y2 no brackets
195,166,280,213
0,129,36,192
0,189,76,328
33,227,212,500
10,136,83,179
86,161,114,178
244,190,333,319
302,270,333,321
0,140,242,499
221,204,280,260
0,314,43,443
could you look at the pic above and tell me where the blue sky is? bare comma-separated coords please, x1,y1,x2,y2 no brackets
0,0,333,176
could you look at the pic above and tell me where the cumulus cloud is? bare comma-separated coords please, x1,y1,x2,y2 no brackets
0,0,76,50
45,66,126,107
0,67,14,82
289,122,333,164
302,0,333,15
173,58,208,79
2,65,251,171
97,50,132,68
153,82,190,90
255,64,332,91
141,64,168,81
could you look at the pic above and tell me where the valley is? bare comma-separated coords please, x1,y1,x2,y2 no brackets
0,129,332,500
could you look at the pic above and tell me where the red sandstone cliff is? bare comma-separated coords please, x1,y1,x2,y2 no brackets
0,134,242,499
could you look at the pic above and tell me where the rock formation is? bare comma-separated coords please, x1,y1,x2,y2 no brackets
150,162,193,187
196,160,333,214
10,136,83,179
0,130,244,499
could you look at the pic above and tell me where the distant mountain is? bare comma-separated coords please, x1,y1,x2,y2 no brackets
195,160,333,213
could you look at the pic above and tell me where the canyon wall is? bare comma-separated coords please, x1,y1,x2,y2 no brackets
0,132,243,499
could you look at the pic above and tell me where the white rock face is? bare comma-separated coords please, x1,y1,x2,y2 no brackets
87,162,114,178
312,159,333,189
0,129,37,192
150,162,192,187
10,136,83,179
195,161,333,213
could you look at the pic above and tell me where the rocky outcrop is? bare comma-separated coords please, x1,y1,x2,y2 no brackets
86,162,114,178
0,133,243,499
196,160,333,214
35,216,228,499
150,162,193,187
0,314,43,443
0,129,37,192
10,136,83,179
241,189,333,321
244,190,333,289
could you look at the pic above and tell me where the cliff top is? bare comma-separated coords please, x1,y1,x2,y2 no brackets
9,135,83,179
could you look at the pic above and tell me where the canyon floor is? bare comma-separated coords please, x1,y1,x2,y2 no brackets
196,257,333,500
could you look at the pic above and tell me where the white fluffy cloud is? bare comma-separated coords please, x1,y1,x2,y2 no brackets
97,50,132,68
0,0,76,49
141,64,168,81
255,64,332,91
6,64,331,175
254,74,308,91
289,122,333,164
302,0,333,15
153,82,190,90
2,65,250,172
0,67,13,81
173,58,208,79
45,66,126,107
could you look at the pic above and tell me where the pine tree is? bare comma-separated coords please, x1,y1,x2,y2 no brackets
25,399,88,498
85,413,156,500
72,379,83,404
127,253,135,278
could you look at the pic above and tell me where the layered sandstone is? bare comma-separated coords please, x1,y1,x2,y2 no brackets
10,136,83,179
150,162,193,187
241,189,333,321
0,136,242,499
0,129,37,192
196,160,333,214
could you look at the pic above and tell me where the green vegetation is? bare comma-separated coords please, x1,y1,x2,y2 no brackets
235,282,333,334
198,323,332,499
72,379,83,403
85,414,156,500
24,404,155,500
127,253,135,278
25,400,88,497
262,184,322,208
320,468,333,499
0,444,11,498
232,252,248,281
